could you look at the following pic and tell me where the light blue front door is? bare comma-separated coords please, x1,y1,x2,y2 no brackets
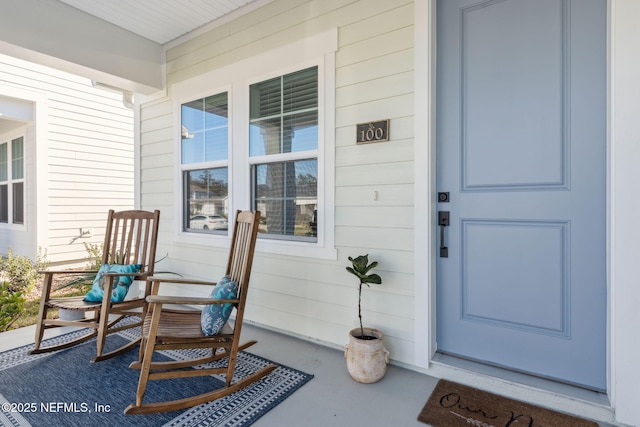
436,0,606,390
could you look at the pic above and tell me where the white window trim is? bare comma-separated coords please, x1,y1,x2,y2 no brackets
0,132,27,230
172,29,337,260
179,87,232,236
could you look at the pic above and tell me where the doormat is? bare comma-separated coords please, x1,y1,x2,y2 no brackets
418,379,598,427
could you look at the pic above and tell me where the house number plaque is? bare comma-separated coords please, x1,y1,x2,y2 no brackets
356,119,389,144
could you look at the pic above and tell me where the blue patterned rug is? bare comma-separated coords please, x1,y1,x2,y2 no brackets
0,324,313,426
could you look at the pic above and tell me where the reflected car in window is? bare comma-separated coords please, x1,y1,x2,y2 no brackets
189,214,228,230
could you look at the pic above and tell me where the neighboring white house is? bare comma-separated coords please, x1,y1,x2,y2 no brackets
1,1,639,426
0,54,134,266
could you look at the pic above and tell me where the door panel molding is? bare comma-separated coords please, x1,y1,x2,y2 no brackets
461,219,570,337
461,0,570,191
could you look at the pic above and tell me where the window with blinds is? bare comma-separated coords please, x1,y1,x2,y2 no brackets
0,136,25,225
180,92,229,234
249,67,319,241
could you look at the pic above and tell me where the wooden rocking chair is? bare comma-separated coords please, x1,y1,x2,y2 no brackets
125,210,276,415
31,209,160,362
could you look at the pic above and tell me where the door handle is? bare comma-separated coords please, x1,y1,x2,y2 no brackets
439,211,449,258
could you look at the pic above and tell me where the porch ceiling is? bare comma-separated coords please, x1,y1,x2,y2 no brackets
0,0,267,95
56,0,260,45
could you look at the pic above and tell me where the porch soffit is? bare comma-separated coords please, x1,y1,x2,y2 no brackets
57,0,261,45
0,0,267,95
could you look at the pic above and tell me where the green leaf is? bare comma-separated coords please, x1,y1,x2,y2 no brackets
362,273,381,285
346,254,382,285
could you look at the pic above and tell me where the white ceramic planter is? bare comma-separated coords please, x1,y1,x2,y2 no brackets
344,327,390,383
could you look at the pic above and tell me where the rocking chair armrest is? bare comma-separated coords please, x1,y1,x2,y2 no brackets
146,276,218,287
146,295,239,306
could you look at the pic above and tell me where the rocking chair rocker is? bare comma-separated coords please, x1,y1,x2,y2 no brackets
125,210,276,414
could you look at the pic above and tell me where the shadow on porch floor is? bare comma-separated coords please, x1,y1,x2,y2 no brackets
0,322,622,427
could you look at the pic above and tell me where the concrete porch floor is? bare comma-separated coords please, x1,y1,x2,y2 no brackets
0,322,623,426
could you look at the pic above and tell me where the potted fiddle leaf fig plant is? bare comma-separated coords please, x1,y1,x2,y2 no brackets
344,254,389,383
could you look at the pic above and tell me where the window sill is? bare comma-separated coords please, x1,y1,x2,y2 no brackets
0,223,27,231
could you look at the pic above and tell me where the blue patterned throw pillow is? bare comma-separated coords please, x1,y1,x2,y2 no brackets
201,276,238,336
83,263,142,303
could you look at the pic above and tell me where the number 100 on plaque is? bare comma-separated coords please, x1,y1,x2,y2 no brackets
356,120,389,144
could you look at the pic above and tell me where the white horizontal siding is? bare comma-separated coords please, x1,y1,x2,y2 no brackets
139,98,173,223
336,206,413,229
337,138,414,166
140,0,417,367
337,27,414,68
336,161,415,186
0,53,134,265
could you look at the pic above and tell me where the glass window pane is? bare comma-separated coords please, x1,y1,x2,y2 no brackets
12,182,23,224
204,128,228,162
253,159,317,239
249,118,281,157
12,137,24,180
0,144,7,182
181,100,204,133
250,76,281,119
291,159,318,199
283,67,318,113
204,93,228,129
181,93,227,165
182,132,204,164
0,184,7,223
249,66,318,156
285,111,318,152
185,168,228,233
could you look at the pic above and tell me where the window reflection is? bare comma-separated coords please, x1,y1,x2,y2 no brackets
185,168,229,233
181,93,228,164
253,160,317,238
